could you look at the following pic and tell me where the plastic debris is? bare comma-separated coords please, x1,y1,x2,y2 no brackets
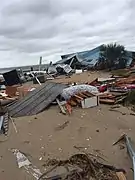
13,149,31,168
12,149,42,179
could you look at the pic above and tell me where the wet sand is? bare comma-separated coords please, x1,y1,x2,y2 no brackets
0,71,134,179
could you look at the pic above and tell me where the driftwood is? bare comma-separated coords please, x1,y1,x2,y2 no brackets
55,121,69,131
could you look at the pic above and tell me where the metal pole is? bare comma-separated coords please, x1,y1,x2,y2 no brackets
125,135,135,180
39,56,42,72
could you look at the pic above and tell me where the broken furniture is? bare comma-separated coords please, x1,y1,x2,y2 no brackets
3,69,22,86
81,95,99,108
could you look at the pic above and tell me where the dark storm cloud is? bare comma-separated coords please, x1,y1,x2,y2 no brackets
3,0,99,16
0,0,134,67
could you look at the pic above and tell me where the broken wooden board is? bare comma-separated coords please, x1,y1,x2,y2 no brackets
116,172,127,180
8,82,66,117
65,103,72,115
56,98,66,115
99,98,115,105
74,94,83,100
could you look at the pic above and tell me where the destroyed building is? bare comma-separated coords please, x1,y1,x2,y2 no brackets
55,45,135,69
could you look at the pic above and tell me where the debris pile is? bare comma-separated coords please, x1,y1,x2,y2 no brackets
88,76,135,105
1,67,135,115
99,92,128,105
5,74,135,117
40,153,126,180
60,84,99,110
0,68,135,139
1,55,135,180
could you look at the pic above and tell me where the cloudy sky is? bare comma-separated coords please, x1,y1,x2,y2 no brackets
0,0,134,67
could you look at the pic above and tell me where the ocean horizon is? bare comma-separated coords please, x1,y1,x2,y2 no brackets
0,64,48,74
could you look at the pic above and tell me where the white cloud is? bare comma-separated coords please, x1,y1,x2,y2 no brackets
0,0,134,67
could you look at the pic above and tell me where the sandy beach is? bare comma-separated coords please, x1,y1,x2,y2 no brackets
0,71,134,180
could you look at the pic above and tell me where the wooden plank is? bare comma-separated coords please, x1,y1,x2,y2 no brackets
99,99,115,104
65,103,72,115
68,99,77,106
116,172,126,180
74,94,83,100
77,92,87,98
82,91,92,97
56,98,66,115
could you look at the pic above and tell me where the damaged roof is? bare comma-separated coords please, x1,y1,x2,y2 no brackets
56,45,135,67
57,45,102,67
8,82,66,117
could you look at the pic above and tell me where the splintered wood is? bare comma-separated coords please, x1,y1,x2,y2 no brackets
40,153,126,180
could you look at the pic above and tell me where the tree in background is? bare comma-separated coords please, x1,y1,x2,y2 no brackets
99,43,126,70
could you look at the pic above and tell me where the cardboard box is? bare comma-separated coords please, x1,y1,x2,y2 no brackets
6,85,21,97
17,86,36,99
17,86,31,99
81,96,99,109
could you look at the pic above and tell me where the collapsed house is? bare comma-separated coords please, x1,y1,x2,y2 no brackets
55,45,135,69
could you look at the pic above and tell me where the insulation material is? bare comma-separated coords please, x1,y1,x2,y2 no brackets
61,85,98,100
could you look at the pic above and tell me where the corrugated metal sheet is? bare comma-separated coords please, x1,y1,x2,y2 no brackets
57,45,135,67
56,55,76,64
61,46,102,60
8,82,66,118
57,46,102,67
